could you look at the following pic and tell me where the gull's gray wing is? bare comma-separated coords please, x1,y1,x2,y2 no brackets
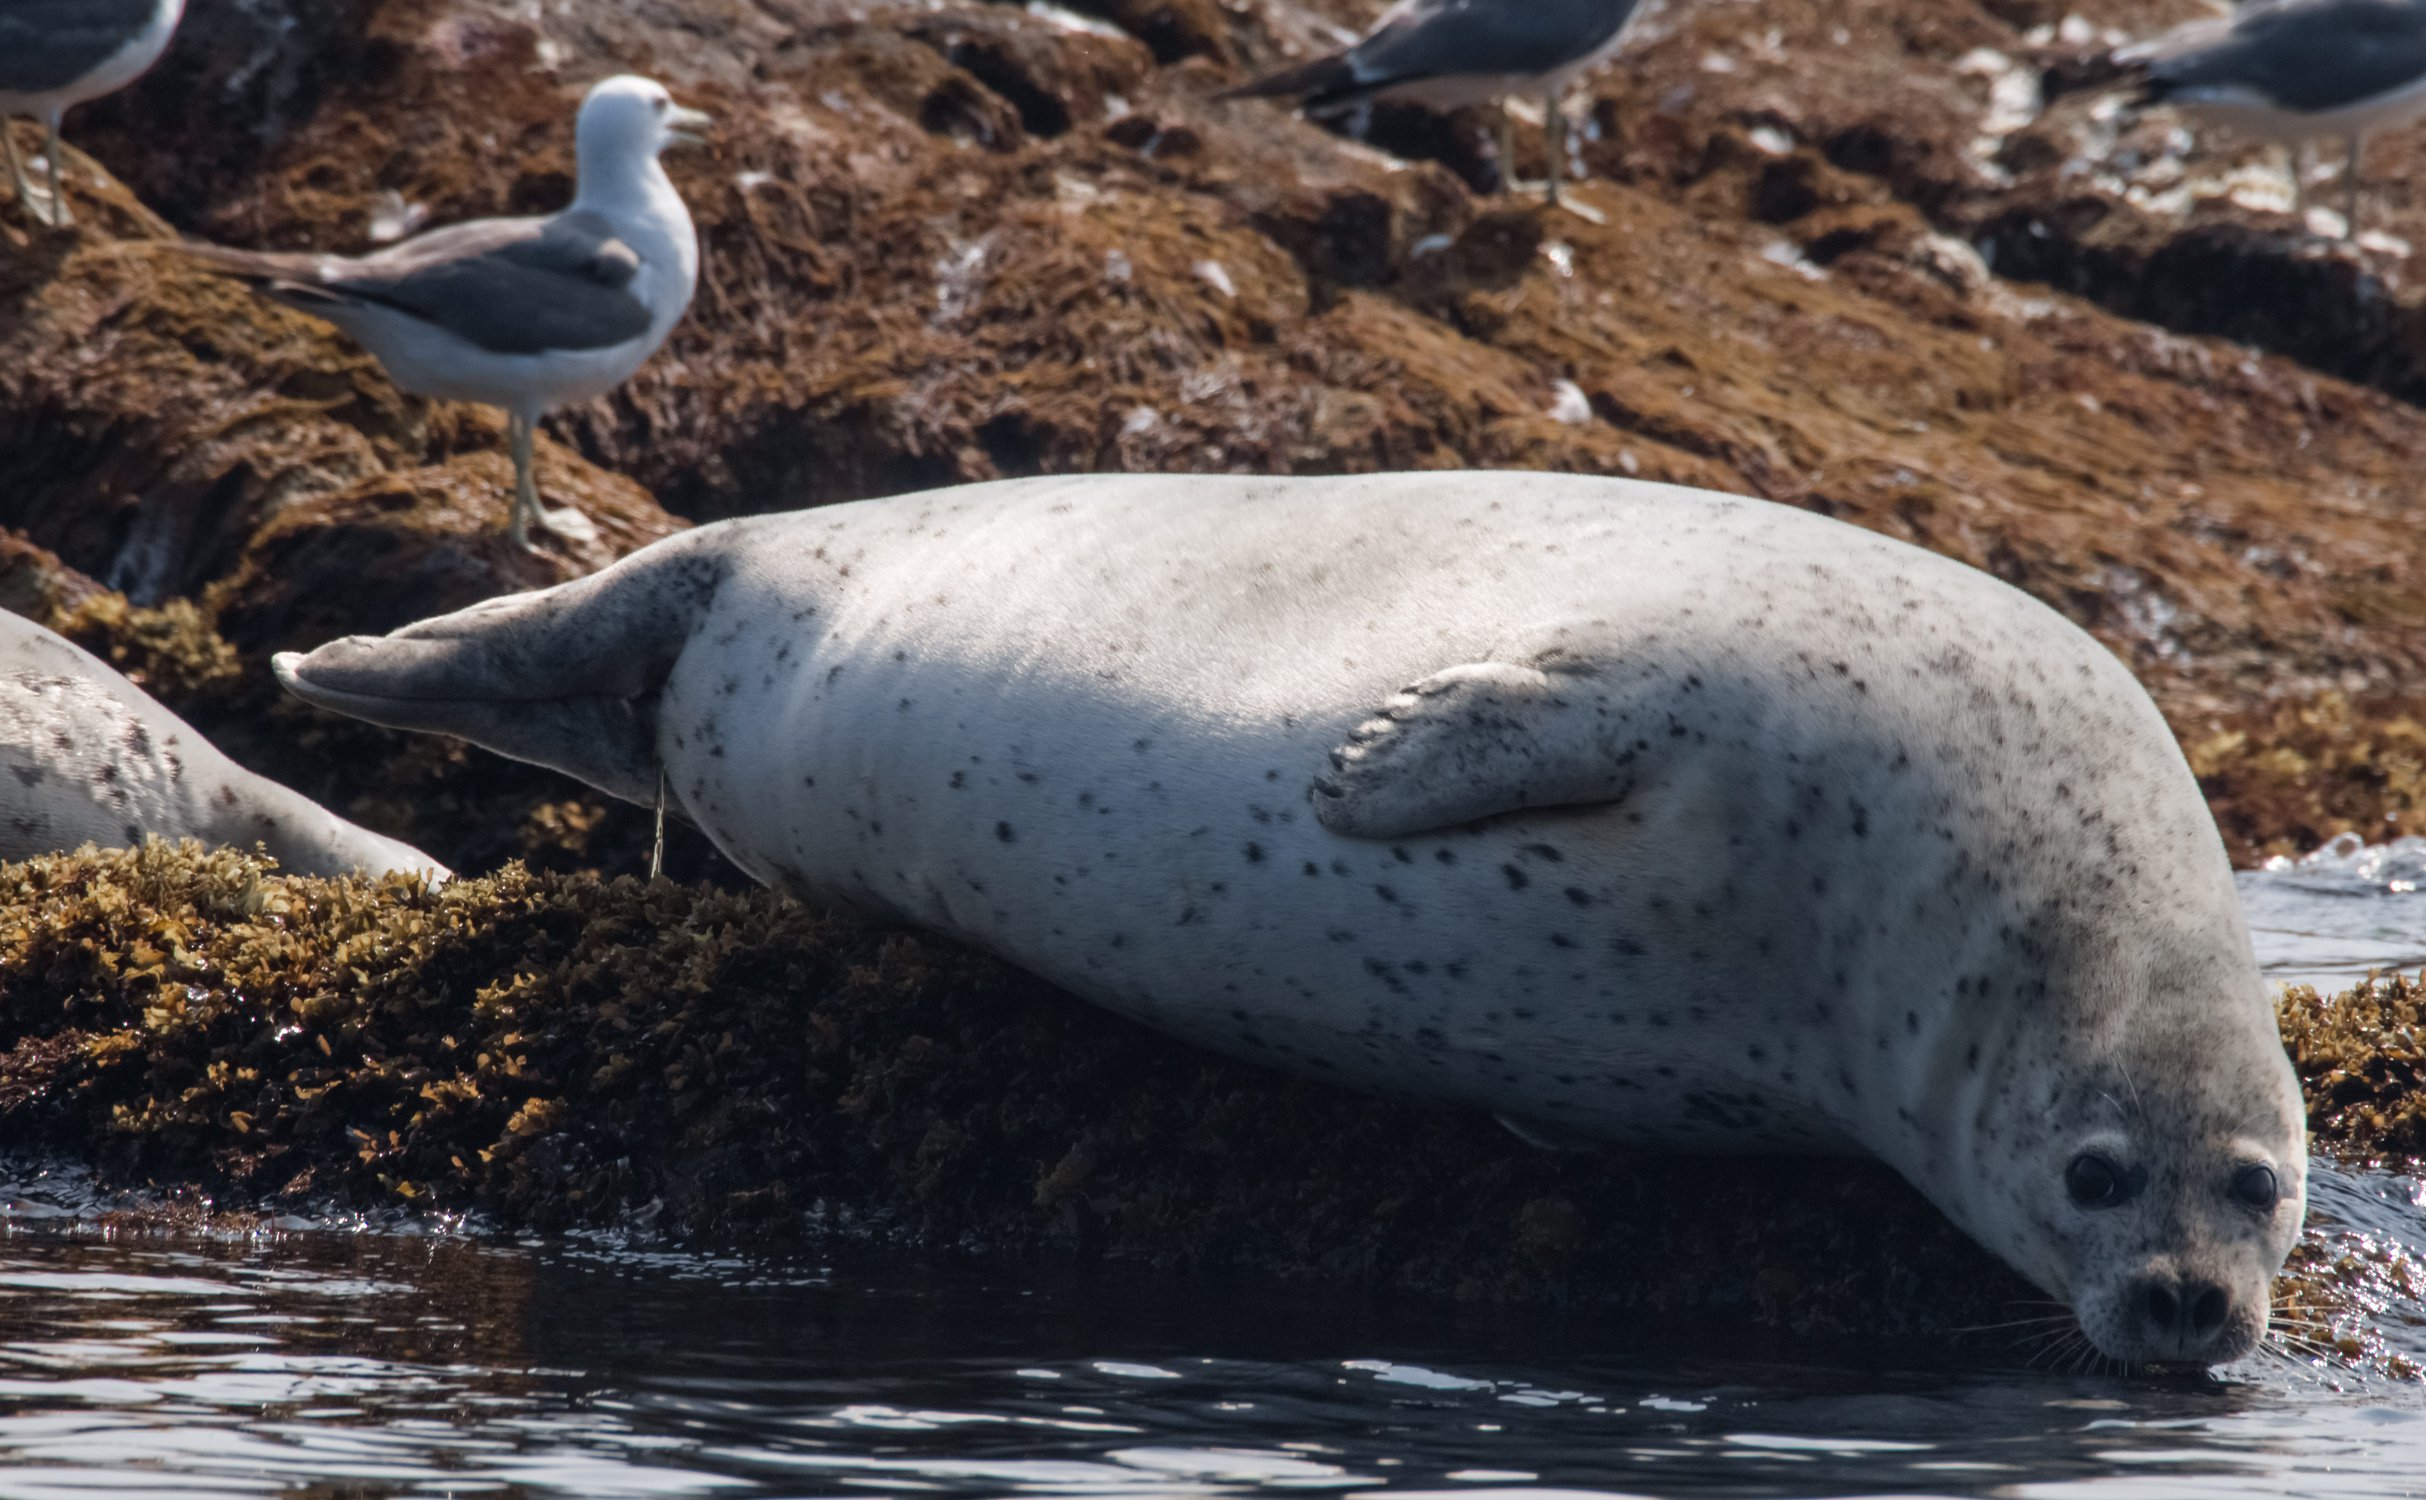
0,0,164,95
2140,0,2426,115
1223,0,1637,106
1349,0,1638,88
307,209,655,356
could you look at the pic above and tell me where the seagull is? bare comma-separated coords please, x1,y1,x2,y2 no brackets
2125,0,2426,238
183,75,708,550
1218,0,1643,206
0,0,185,228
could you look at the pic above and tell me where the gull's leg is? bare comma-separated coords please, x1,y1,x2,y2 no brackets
506,413,599,547
507,414,539,551
4,118,59,227
2,123,33,215
1498,100,1518,195
2345,131,2363,239
42,114,68,228
1544,87,1565,206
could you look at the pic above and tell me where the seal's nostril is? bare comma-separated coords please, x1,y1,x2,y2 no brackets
2144,1282,2180,1330
2188,1282,2230,1338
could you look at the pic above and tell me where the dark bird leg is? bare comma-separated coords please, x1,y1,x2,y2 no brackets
505,413,598,551
42,114,68,228
1545,87,1567,205
4,119,63,228
2345,130,2363,238
507,414,541,551
1498,101,1519,194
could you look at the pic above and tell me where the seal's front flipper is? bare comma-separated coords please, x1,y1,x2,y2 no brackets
274,530,728,807
1312,629,1657,839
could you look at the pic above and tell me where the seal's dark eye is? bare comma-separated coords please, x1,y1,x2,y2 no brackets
2066,1153,2124,1208
2232,1163,2280,1213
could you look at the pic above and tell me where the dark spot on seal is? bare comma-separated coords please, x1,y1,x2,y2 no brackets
9,765,44,787
1564,887,1593,906
996,822,1016,843
1244,842,1264,863
1502,865,1529,890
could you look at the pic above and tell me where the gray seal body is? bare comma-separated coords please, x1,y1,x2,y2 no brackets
275,472,2307,1365
0,611,444,880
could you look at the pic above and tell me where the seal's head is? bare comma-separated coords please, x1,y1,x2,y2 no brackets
1951,954,2308,1368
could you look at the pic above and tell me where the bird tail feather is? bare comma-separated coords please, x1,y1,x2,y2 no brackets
1215,52,1360,105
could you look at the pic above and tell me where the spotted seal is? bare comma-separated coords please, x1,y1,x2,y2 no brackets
0,610,444,880
273,471,2305,1365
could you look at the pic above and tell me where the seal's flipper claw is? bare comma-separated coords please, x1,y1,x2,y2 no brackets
1495,1112,1603,1152
1311,629,1648,839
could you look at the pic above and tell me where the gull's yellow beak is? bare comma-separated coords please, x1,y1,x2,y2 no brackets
666,104,713,148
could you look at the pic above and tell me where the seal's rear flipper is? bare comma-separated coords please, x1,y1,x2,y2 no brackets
1312,626,1659,839
274,532,728,807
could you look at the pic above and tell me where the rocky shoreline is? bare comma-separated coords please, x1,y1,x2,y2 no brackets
6,0,2426,1370
0,839,2415,1373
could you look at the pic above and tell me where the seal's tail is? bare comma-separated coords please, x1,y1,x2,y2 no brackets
274,527,730,806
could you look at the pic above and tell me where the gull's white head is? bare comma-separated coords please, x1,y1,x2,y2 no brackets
575,75,712,180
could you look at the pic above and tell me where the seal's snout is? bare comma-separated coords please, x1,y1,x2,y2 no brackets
2129,1272,2234,1358
2083,1261,2264,1367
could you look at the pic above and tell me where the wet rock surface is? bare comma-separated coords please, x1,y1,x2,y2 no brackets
4,0,2426,1357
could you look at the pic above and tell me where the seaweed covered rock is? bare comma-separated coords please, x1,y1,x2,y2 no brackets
38,0,2426,747
2282,972,2426,1154
2191,695,2426,864
5,0,2426,1372
0,842,2026,1339
0,841,2413,1366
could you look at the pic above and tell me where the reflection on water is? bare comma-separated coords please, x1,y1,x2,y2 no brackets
4,843,2426,1498
2241,833,2426,991
1,1179,2423,1500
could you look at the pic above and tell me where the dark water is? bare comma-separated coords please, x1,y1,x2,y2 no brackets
1,1189,2422,1500
6,852,2426,1498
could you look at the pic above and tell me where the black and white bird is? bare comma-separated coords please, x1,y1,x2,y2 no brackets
186,76,708,551
2125,0,2426,236
1219,0,1643,205
0,0,185,228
